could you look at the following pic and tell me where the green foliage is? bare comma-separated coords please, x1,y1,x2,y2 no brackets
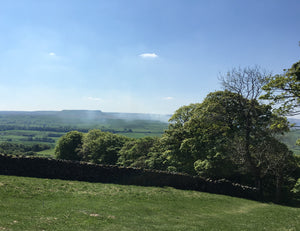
256,136,297,201
261,60,300,115
117,136,169,170
219,65,294,198
162,89,293,199
194,153,235,178
118,136,159,168
291,178,300,197
55,131,83,161
161,104,201,174
145,139,170,171
289,61,300,81
81,129,129,165
54,129,165,167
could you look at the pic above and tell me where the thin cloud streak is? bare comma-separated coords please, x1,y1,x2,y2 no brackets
87,96,102,101
139,53,158,58
163,97,174,100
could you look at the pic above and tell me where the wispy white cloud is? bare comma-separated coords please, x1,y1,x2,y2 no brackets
87,96,102,101
49,52,56,56
139,53,158,58
163,96,174,100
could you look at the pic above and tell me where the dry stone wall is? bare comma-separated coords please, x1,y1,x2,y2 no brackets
0,154,259,200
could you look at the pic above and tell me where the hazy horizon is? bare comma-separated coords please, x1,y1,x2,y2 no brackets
0,0,299,114
0,109,172,116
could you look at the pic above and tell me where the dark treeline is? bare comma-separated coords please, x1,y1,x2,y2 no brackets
0,142,51,156
19,137,56,143
0,124,90,133
0,125,137,134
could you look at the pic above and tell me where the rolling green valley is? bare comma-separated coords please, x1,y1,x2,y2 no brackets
0,110,169,157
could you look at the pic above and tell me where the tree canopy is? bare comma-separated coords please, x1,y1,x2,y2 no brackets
55,131,83,161
81,129,130,165
163,90,289,179
117,136,162,168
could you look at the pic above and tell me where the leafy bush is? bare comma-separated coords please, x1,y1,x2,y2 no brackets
81,129,129,165
55,131,83,161
291,178,300,197
118,136,158,167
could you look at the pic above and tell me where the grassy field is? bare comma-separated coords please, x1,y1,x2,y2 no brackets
0,175,299,231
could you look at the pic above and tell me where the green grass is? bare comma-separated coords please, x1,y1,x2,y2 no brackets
36,148,55,157
0,175,299,231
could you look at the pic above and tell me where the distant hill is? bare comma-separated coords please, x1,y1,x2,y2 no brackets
0,110,171,123
0,110,169,139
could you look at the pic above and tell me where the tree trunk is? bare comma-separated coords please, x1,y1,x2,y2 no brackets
275,176,282,203
255,177,263,200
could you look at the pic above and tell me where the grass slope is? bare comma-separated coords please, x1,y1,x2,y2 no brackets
0,175,299,231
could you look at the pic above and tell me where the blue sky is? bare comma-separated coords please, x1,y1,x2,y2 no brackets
0,0,299,114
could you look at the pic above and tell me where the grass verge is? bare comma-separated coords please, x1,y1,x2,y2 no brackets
0,175,299,231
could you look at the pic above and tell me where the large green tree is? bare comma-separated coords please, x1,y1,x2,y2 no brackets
190,91,249,178
161,104,201,174
260,61,300,187
258,136,296,202
163,90,291,198
163,91,251,176
219,66,291,192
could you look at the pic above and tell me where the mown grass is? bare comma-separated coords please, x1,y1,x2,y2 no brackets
0,175,299,230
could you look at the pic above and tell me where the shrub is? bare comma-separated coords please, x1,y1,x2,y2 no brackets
81,129,129,165
291,178,300,199
55,131,83,161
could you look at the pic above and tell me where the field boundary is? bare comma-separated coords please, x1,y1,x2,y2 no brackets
0,154,259,200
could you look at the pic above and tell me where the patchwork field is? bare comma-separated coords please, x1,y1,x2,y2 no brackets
0,175,299,231
0,111,169,157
